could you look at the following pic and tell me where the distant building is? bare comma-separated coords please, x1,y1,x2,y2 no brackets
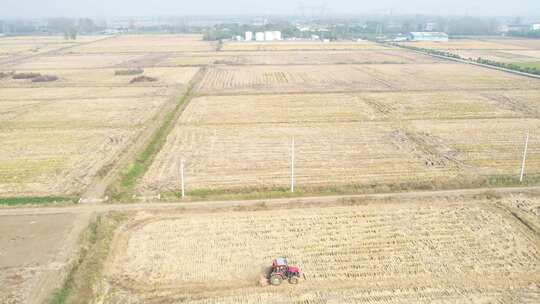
245,31,253,41
532,23,540,31
507,24,530,32
424,22,438,31
272,31,282,41
264,31,274,41
498,25,510,33
255,32,265,41
407,32,449,42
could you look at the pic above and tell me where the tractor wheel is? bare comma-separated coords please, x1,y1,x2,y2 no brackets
289,276,299,284
270,275,282,286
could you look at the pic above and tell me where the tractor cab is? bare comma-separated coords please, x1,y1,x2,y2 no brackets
269,257,301,286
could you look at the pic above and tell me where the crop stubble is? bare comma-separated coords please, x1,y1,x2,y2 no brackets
101,200,540,303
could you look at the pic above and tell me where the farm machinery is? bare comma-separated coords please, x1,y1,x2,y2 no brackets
268,257,302,285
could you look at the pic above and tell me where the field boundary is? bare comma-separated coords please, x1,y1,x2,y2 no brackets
104,68,207,202
0,196,74,206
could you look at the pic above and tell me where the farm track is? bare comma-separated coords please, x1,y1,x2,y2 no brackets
2,185,540,216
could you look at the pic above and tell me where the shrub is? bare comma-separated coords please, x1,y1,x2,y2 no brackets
12,72,41,79
31,75,59,82
130,75,158,84
114,68,144,76
0,71,13,79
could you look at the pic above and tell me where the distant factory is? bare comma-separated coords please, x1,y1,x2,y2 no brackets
244,31,282,42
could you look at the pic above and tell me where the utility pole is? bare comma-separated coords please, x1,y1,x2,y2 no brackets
180,159,185,198
520,132,529,182
291,137,295,193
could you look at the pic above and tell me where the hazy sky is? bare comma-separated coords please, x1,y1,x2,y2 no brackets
2,0,540,18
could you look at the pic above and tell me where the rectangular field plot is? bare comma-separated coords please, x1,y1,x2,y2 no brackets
181,91,535,125
222,41,389,51
10,54,143,69
452,50,540,63
0,90,173,197
0,86,172,101
0,67,199,88
101,202,540,303
140,121,457,192
410,118,540,177
195,64,540,94
165,49,440,66
142,87,540,193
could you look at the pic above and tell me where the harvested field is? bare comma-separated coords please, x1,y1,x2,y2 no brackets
0,35,203,198
141,121,458,191
401,38,540,64
65,34,217,54
141,88,540,193
452,50,540,63
409,118,540,177
11,54,143,69
97,198,540,303
0,36,107,66
0,67,199,87
196,63,539,94
165,49,441,66
0,94,172,197
179,91,537,124
222,41,390,51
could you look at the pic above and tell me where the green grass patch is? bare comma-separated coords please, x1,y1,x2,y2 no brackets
108,87,193,201
487,174,540,187
158,174,540,202
158,178,478,202
0,196,73,206
511,62,540,69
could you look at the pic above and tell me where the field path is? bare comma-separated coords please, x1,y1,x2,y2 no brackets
3,185,540,216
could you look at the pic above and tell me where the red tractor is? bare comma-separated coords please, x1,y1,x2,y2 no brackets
268,257,302,285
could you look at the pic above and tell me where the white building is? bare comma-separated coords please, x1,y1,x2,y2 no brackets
264,31,274,41
408,32,449,42
272,31,282,40
255,32,265,41
532,23,540,31
245,31,253,41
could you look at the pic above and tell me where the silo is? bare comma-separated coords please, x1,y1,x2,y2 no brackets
273,31,282,40
264,31,274,41
245,31,253,41
255,32,265,41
